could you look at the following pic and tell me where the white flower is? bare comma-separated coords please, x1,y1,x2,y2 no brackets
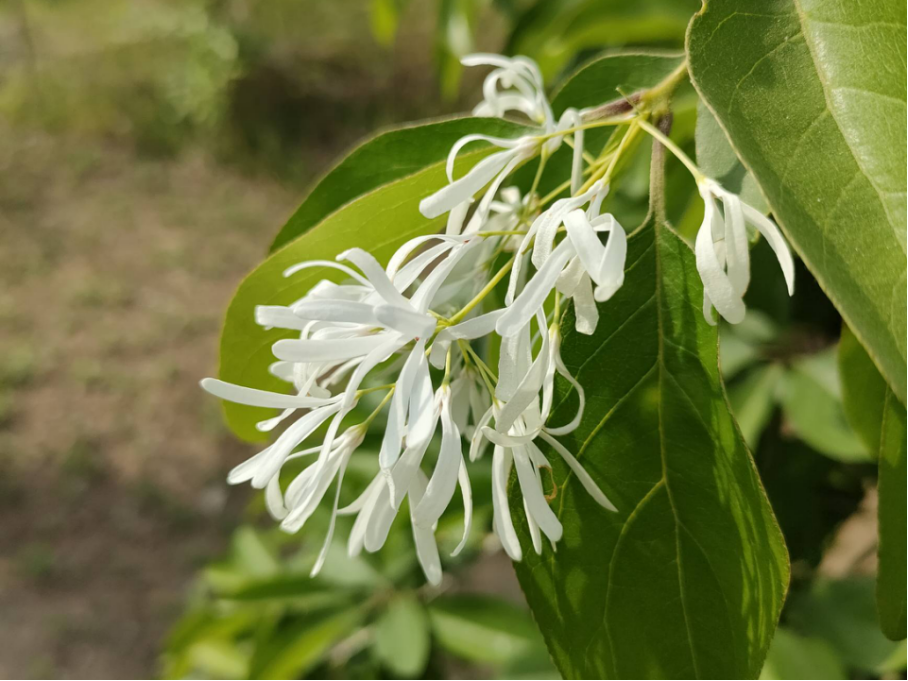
695,179,795,325
419,55,585,232
464,53,553,128
498,182,627,338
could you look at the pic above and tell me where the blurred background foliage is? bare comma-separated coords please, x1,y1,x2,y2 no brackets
0,0,903,678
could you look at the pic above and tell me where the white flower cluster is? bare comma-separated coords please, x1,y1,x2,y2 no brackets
202,54,794,585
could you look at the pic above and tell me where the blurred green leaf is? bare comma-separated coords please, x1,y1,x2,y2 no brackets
694,100,767,213
435,0,478,101
839,325,901,455
728,363,783,448
251,607,363,679
759,627,845,680
688,0,907,405
428,594,542,665
788,578,906,674
370,0,409,46
233,526,280,577
507,0,698,81
780,351,869,462
718,311,779,380
373,592,430,677
270,117,529,252
219,145,499,441
187,639,251,679
839,326,907,640
513,224,788,678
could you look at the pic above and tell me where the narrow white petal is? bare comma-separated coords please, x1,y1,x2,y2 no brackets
271,336,387,363
363,483,398,553
338,248,411,309
545,337,585,435
310,456,351,576
491,446,522,561
469,405,495,462
538,432,616,512
406,352,439,450
379,341,425,471
201,378,337,410
513,447,562,541
255,306,309,330
722,192,750,297
694,198,745,324
741,202,795,296
480,425,537,448
524,496,543,555
445,134,522,181
337,473,383,515
252,403,344,489
572,275,599,335
375,305,436,339
414,391,463,527
446,200,471,235
497,312,550,432
419,149,516,219
290,300,379,325
451,459,473,557
429,310,504,369
265,472,287,520
497,239,574,338
409,471,443,585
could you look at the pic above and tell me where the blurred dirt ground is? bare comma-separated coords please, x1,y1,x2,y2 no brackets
0,127,298,678
0,1,484,676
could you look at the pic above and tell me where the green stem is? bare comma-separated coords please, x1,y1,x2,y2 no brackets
637,118,703,182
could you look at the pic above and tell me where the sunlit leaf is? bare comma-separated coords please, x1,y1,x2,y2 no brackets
688,0,907,403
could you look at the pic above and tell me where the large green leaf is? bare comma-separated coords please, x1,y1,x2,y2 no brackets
513,222,789,678
839,326,906,641
218,148,494,441
270,117,528,252
688,0,907,403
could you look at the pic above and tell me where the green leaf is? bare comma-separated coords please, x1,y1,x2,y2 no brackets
232,526,279,577
507,0,699,81
759,627,846,680
219,147,495,441
551,51,685,117
427,594,543,666
373,592,430,677
728,363,784,447
779,350,869,462
250,608,363,679
695,100,767,213
839,326,907,640
788,577,905,673
513,222,789,678
269,117,529,252
688,0,907,404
